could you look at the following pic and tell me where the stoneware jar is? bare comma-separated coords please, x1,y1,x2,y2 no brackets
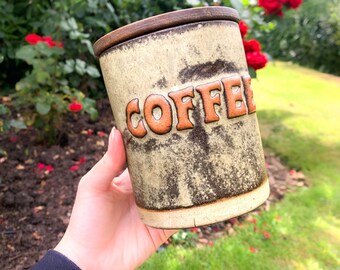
93,6,269,229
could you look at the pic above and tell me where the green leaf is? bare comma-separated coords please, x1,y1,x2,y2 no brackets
63,59,75,74
87,107,98,121
67,17,78,30
70,30,90,40
81,97,94,109
81,39,95,56
0,53,4,64
106,2,115,14
75,59,86,75
51,47,64,56
10,120,27,130
15,81,30,92
86,65,100,78
0,104,10,115
16,45,37,63
36,42,54,57
248,67,257,78
36,102,51,115
61,86,72,96
36,71,50,83
60,20,71,31
279,39,288,50
88,0,98,9
1,119,11,132
241,0,250,6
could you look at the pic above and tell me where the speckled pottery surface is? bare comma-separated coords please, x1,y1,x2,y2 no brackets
93,7,269,229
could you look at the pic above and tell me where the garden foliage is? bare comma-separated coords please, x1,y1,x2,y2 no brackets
0,0,190,142
0,0,306,142
258,0,340,75
0,0,191,94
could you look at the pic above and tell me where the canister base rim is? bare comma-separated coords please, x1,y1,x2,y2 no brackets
138,177,270,229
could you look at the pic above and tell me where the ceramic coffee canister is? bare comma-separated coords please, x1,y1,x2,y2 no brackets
93,6,269,229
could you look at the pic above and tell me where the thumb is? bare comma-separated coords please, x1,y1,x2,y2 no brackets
112,168,133,194
79,127,126,192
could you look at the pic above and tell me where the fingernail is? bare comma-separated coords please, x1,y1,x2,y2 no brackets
111,126,116,139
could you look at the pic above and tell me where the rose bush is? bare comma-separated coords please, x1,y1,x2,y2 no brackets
208,0,303,76
238,20,268,75
246,52,268,70
14,34,98,143
0,0,306,143
258,0,284,16
258,0,340,76
0,0,192,143
25,34,63,48
258,0,303,16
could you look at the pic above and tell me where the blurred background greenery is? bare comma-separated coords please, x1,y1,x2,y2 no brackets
1,0,339,96
258,0,340,76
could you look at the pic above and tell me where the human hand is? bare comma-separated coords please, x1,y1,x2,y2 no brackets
54,127,177,270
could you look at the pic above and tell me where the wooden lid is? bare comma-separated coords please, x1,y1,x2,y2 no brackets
93,6,239,57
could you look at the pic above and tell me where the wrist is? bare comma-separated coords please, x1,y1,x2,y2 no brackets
54,235,89,270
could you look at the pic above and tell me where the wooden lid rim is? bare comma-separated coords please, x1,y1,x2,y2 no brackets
93,6,239,57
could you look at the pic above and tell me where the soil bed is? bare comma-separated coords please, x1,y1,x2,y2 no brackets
0,100,307,270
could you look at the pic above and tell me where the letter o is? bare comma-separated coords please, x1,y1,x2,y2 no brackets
144,94,172,134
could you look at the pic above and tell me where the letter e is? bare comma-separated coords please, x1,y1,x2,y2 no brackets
221,75,247,118
242,75,256,114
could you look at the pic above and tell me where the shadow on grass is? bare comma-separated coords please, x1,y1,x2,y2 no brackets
258,109,340,217
257,109,340,172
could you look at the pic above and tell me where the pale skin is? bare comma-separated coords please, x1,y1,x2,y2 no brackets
55,127,177,270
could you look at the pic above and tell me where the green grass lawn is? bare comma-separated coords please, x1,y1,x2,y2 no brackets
139,62,340,270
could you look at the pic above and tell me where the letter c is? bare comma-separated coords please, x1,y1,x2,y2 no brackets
126,98,147,138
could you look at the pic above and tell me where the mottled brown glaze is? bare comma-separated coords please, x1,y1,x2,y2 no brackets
123,112,266,210
96,8,269,228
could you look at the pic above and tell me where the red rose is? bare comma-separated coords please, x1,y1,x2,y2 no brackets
69,103,83,112
246,52,268,70
243,39,261,53
42,36,56,47
37,163,46,169
25,34,43,45
25,34,63,48
56,41,64,48
78,157,86,164
284,0,303,9
70,165,79,171
239,20,248,38
45,165,54,172
258,0,283,15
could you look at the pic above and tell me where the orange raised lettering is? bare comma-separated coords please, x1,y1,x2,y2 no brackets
144,94,172,134
126,98,147,138
242,75,256,114
168,87,195,130
221,75,247,118
196,81,221,123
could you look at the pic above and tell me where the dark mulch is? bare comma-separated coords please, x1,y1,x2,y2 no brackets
0,99,307,270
